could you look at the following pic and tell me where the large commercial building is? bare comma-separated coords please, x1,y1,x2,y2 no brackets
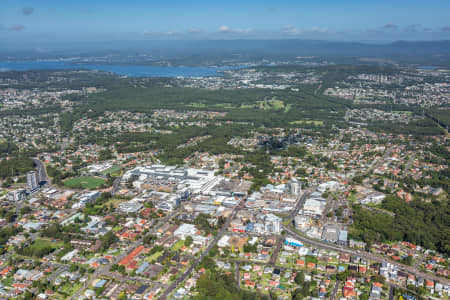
122,165,219,195
301,197,327,217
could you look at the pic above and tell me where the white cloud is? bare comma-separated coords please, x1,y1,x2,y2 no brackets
188,28,203,34
281,25,328,35
218,25,252,34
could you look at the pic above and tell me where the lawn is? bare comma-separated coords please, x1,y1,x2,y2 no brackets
101,165,121,176
32,238,63,251
64,176,106,189
241,99,286,111
59,282,83,296
171,240,185,251
19,238,64,258
392,111,413,115
282,219,292,226
258,99,285,110
146,250,163,262
2,277,13,287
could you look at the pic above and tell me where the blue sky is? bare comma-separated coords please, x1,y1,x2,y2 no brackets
1,0,450,41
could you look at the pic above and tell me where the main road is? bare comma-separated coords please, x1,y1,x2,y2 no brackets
32,158,49,185
284,225,450,286
284,186,450,286
158,200,243,300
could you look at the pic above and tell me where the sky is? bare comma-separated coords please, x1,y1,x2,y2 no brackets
1,0,450,42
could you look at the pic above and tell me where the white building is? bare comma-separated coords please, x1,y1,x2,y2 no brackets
301,198,326,217
61,249,79,262
27,171,39,190
295,215,311,230
264,213,282,234
173,224,198,240
7,189,26,202
218,235,230,248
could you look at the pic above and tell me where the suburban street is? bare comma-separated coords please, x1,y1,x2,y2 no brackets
70,209,181,299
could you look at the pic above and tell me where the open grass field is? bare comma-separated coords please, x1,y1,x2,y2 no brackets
290,120,324,126
241,98,286,111
64,176,106,189
392,111,413,115
32,238,63,249
101,165,121,176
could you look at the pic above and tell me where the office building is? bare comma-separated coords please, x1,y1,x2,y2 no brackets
27,171,39,190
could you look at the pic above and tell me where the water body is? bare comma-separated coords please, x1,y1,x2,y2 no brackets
417,66,438,70
0,61,240,77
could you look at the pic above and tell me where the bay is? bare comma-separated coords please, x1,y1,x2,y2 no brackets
0,61,238,77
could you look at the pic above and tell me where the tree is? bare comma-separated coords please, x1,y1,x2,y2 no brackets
295,272,305,285
360,293,369,300
184,236,193,247
118,291,127,300
69,264,78,272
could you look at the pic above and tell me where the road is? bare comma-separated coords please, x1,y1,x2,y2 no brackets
70,209,180,300
331,280,340,300
33,158,49,185
284,225,450,286
389,284,394,300
105,271,166,288
269,236,283,266
159,200,242,300
288,189,312,223
48,265,69,283
111,176,122,195
282,185,450,286
235,262,240,287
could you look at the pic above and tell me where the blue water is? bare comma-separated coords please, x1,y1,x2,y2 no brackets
417,66,438,70
0,61,239,77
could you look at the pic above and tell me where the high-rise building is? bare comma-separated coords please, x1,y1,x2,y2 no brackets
27,171,39,190
7,189,26,202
